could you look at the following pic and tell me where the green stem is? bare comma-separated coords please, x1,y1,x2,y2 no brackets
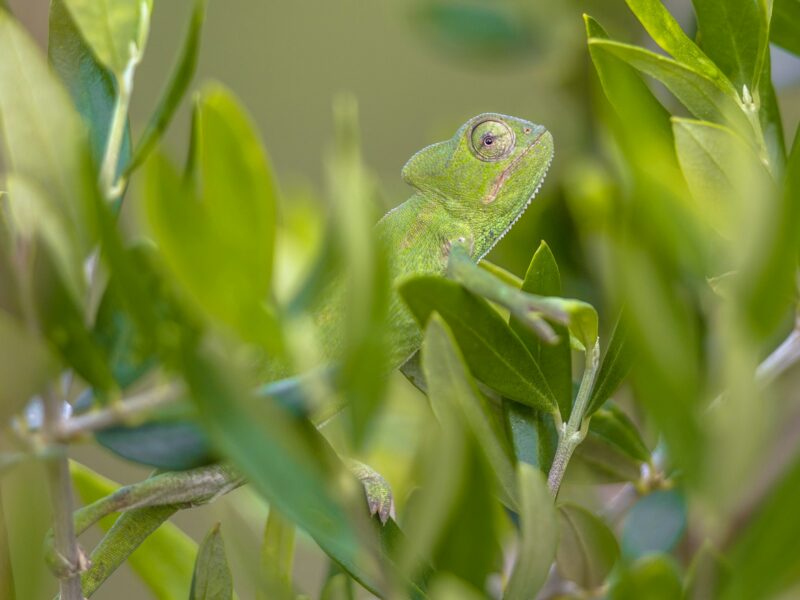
547,339,601,496
98,71,133,201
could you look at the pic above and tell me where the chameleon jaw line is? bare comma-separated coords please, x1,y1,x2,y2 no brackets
482,130,546,205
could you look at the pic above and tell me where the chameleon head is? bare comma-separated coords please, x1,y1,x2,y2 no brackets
401,113,554,259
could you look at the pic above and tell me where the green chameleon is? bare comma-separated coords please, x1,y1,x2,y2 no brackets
315,112,554,370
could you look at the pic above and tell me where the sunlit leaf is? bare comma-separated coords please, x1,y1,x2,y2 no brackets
504,464,557,599
587,38,747,133
127,0,205,174
621,490,686,558
556,503,620,589
70,462,196,599
401,276,556,412
259,509,295,600
190,523,233,600
63,0,153,76
624,0,726,83
609,554,683,600
144,85,281,352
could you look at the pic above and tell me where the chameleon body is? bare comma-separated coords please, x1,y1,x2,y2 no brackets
313,113,554,369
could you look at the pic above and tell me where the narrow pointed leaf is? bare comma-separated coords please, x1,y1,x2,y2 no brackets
191,523,233,600
587,314,631,416
259,509,296,600
401,276,556,412
556,503,620,589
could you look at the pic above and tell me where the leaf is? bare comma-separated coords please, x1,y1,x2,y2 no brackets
588,404,649,463
721,454,800,599
503,400,558,473
62,0,153,75
556,503,620,589
144,85,282,352
191,523,233,600
690,0,770,90
772,0,800,56
672,118,774,235
49,0,132,177
428,574,485,600
0,311,58,423
259,509,296,600
95,419,216,471
609,554,683,600
421,315,519,509
504,464,558,599
401,276,556,412
624,0,727,83
621,490,686,559
0,498,15,600
180,343,384,595
587,313,631,417
127,0,205,173
70,462,197,599
510,241,572,419
0,11,96,302
587,39,747,132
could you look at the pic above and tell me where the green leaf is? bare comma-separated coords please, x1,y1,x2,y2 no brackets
588,404,650,464
428,574,485,600
0,498,15,600
772,0,800,55
587,314,631,417
420,315,518,509
320,572,354,600
70,462,197,599
609,554,683,600
503,400,558,473
722,454,800,599
571,434,643,484
191,523,233,600
258,509,296,600
587,39,747,132
401,276,556,412
556,503,620,589
504,464,558,599
144,85,281,352
127,0,205,174
621,490,686,559
690,0,770,90
62,0,152,76
0,311,58,423
510,241,572,419
180,343,383,595
49,0,132,177
0,11,96,302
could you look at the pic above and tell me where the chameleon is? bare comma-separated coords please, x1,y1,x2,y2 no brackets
313,112,554,370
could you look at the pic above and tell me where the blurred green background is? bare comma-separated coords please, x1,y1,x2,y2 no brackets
6,0,800,598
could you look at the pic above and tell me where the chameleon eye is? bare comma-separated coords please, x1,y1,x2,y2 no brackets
470,119,515,161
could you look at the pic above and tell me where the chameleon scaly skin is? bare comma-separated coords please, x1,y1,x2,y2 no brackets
313,113,554,369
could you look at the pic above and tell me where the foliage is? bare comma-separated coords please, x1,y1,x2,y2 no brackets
0,0,798,599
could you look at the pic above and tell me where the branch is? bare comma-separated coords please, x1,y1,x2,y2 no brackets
56,383,184,441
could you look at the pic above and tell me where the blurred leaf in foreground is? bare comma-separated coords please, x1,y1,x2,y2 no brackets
191,523,233,600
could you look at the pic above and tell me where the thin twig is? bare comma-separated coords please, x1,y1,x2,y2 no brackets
547,340,601,495
56,383,184,441
43,387,85,600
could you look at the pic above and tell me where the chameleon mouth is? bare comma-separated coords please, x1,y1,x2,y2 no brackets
477,143,553,261
482,130,547,205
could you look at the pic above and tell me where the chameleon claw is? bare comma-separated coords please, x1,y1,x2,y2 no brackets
348,460,396,525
